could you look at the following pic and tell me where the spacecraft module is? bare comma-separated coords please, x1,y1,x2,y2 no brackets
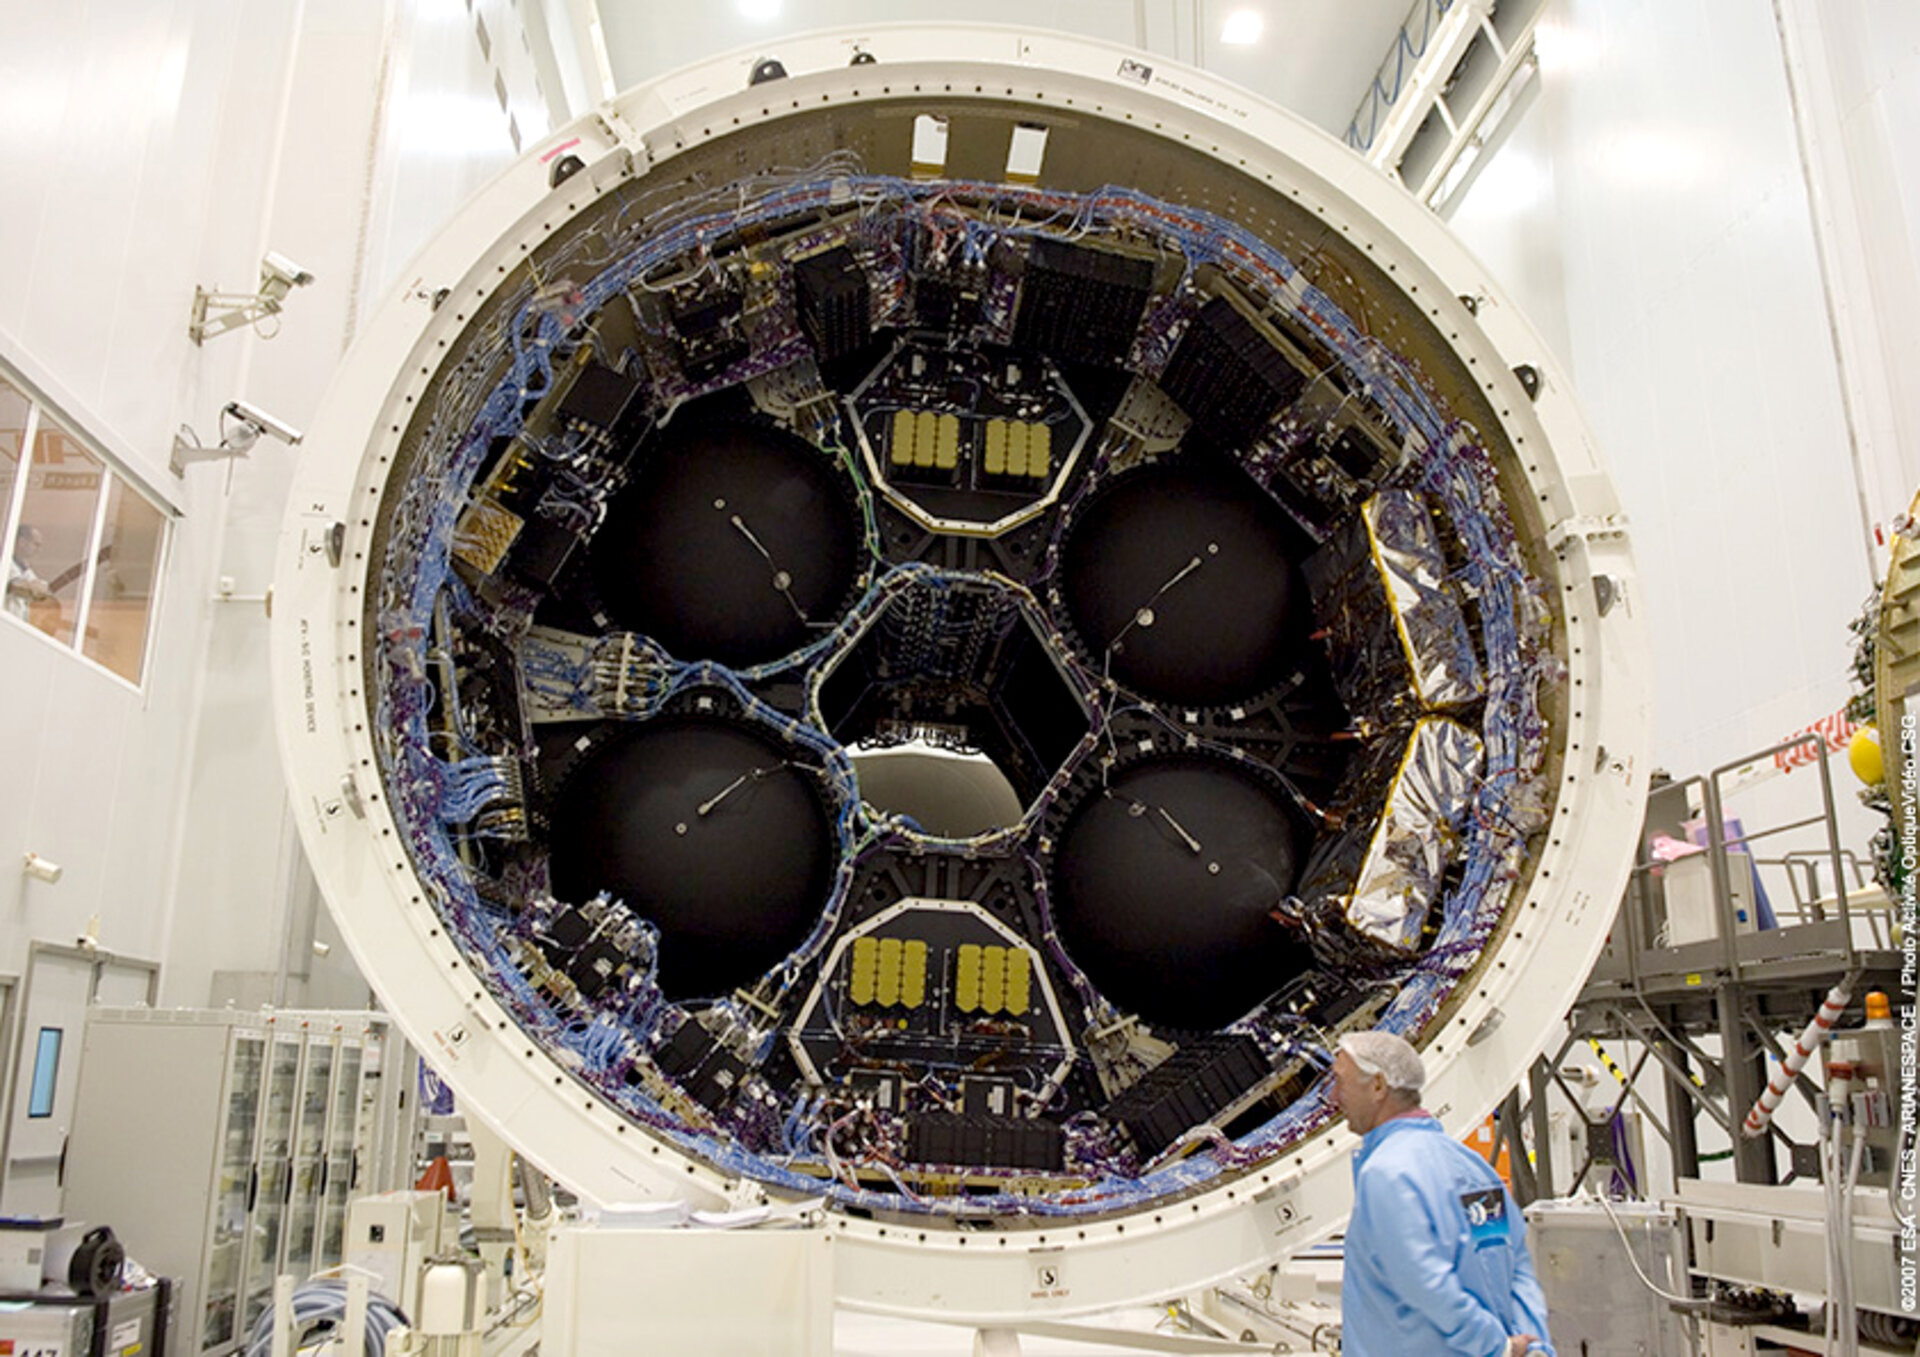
272,25,1649,1320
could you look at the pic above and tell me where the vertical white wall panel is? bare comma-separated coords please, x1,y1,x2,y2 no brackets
0,0,519,1003
1780,0,1920,545
1442,88,1572,369
164,0,525,1007
360,0,532,323
1448,0,1876,796
0,0,275,981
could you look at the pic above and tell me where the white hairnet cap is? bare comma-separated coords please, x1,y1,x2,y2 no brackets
1339,1031,1426,1093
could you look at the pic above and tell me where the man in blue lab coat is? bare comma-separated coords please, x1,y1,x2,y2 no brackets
1334,1031,1555,1356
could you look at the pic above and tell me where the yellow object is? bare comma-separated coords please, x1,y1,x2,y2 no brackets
1849,725,1883,786
1003,953,1031,1016
849,936,879,1006
955,944,982,1012
1006,422,1029,478
949,943,1037,1015
984,420,1008,475
1584,1038,1627,1086
913,410,938,468
877,936,904,1007
1028,422,1051,478
451,500,524,573
980,949,1005,1012
902,939,929,1008
935,413,961,470
890,410,916,466
1866,990,1892,1024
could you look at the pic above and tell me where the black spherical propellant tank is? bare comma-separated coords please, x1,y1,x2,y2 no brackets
548,716,836,999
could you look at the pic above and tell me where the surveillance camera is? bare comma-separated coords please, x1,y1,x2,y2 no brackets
224,400,304,445
261,251,315,290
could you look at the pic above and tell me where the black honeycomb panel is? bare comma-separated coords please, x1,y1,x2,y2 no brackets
794,246,872,362
1101,1033,1270,1159
1160,297,1305,447
1013,239,1155,367
652,1019,748,1113
904,1113,1065,1172
1327,426,1383,480
541,907,592,950
913,275,982,333
510,515,582,590
566,940,624,1000
678,334,750,383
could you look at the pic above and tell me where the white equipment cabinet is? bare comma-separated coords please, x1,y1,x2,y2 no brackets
62,1008,407,1357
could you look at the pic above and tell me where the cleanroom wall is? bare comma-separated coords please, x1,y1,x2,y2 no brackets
1443,0,1920,1192
0,0,540,1006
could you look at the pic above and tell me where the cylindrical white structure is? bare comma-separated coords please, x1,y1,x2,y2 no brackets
416,1257,485,1336
272,25,1650,1321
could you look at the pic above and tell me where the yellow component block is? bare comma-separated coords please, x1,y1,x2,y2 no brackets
848,937,880,1006
1028,423,1051,479
980,947,1006,1014
877,937,904,1007
913,410,938,468
983,419,1007,475
890,410,916,466
934,413,961,470
955,944,982,1013
1006,423,1029,478
902,940,929,1009
1003,952,1031,1016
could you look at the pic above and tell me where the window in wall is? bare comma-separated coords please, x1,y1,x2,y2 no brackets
1,368,170,686
1,376,31,626
84,476,167,682
17,413,105,648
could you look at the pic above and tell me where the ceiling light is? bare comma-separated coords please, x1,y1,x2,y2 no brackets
737,0,781,20
1221,10,1264,45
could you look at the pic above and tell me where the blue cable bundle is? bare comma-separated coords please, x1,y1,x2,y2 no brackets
242,1278,409,1357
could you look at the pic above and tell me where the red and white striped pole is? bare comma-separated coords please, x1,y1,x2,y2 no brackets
1741,985,1849,1138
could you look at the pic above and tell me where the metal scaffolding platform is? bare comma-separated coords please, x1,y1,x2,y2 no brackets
1490,732,1899,1199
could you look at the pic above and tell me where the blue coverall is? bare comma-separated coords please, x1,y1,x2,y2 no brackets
1341,1114,1556,1356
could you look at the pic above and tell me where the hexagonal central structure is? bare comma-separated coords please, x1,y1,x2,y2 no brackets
816,577,1093,830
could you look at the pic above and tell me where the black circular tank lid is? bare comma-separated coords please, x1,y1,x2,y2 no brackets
1049,754,1310,1030
1059,458,1303,707
547,715,836,1000
590,418,862,667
